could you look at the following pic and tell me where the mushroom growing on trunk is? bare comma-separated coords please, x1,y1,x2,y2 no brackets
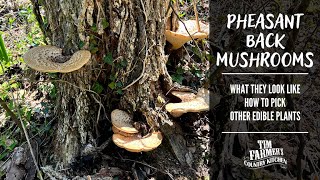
111,109,163,152
23,45,91,73
165,88,219,117
165,20,209,50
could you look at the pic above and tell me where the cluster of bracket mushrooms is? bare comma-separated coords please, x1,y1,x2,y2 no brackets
111,109,163,152
110,88,213,152
22,7,211,152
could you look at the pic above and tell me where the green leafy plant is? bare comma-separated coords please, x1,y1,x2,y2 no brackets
103,54,126,95
0,32,9,74
171,66,185,84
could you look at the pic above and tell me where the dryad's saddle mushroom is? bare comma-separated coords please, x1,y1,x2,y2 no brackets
23,45,91,73
111,109,163,153
165,20,209,50
165,88,217,117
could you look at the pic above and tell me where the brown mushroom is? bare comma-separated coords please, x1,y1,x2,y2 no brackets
112,131,163,153
112,126,137,137
111,109,139,134
23,45,91,73
171,91,196,102
165,20,209,50
165,88,211,117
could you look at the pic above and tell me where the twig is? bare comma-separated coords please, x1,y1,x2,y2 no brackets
11,92,44,180
169,1,202,53
193,0,200,32
0,98,23,133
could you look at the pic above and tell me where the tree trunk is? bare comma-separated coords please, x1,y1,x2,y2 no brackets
32,0,191,168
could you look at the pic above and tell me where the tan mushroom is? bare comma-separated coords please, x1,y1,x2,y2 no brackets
23,45,91,73
111,109,139,134
171,91,196,102
165,20,209,50
112,131,163,153
112,126,137,137
165,88,210,117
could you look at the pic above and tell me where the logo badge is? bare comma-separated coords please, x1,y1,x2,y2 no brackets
244,140,287,169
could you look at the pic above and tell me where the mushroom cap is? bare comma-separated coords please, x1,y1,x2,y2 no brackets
23,45,91,73
111,109,139,134
112,131,163,152
112,126,137,137
165,88,210,117
171,91,196,102
166,20,209,50
140,131,163,149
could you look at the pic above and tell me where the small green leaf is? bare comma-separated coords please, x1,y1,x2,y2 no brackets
91,24,98,32
0,151,8,160
116,89,123,95
79,41,85,49
109,74,116,81
108,82,116,90
7,141,17,151
176,67,184,74
26,110,32,121
103,53,113,65
92,82,104,94
90,47,99,54
120,59,127,67
116,81,123,88
171,74,184,84
102,19,109,29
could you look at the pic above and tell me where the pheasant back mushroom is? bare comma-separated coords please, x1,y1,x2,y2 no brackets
165,20,209,50
23,45,91,73
111,109,163,152
112,131,163,153
111,109,139,134
165,88,211,117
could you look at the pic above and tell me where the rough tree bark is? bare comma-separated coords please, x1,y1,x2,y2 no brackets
31,0,191,168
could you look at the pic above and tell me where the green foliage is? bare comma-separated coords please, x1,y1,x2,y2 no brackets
171,66,185,84
101,19,109,29
102,54,127,95
38,83,57,99
0,138,17,161
103,53,113,65
92,82,104,94
0,32,9,74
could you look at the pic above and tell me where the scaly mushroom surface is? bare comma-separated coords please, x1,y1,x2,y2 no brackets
23,45,91,73
111,109,139,134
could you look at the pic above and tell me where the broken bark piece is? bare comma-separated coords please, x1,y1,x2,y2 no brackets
23,45,91,73
112,131,163,153
111,109,139,134
165,20,209,50
165,88,210,117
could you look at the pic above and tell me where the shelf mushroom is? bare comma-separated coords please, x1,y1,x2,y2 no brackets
171,91,197,102
23,45,91,73
112,131,163,153
111,109,163,152
165,20,209,50
111,109,139,134
165,88,210,117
